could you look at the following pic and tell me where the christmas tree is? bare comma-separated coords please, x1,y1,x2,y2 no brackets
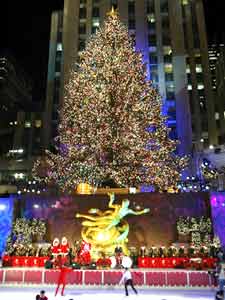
33,9,187,191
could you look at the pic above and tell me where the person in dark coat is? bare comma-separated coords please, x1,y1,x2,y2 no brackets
119,267,138,296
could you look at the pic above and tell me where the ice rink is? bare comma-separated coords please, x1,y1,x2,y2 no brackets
0,287,216,300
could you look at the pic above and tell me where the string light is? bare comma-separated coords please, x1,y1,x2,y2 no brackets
33,11,187,192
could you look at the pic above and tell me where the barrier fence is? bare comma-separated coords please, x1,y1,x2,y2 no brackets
0,268,216,287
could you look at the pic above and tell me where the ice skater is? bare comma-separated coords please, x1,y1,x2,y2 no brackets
119,267,138,296
55,255,71,297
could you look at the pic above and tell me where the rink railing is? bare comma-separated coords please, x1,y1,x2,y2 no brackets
0,268,215,288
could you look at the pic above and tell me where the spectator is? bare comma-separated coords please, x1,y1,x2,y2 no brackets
215,290,224,300
217,250,225,263
218,263,225,292
45,255,54,269
40,290,48,299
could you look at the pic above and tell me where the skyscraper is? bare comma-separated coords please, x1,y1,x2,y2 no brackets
0,54,43,186
215,46,225,143
208,44,220,91
44,0,219,158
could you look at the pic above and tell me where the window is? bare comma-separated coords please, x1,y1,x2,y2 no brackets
169,128,178,139
163,46,172,63
164,63,173,73
57,43,62,51
54,87,60,104
130,34,136,47
160,0,169,13
195,64,202,73
163,46,172,55
164,54,172,63
128,1,135,16
35,120,42,128
166,83,175,99
166,83,175,91
186,64,190,73
215,112,220,120
167,92,175,100
92,18,100,27
147,0,155,14
202,119,208,131
149,53,158,64
25,121,31,128
150,65,158,82
92,7,100,18
111,0,118,9
148,34,157,46
191,4,200,49
148,20,156,31
181,0,188,5
162,34,171,45
79,39,86,51
151,72,159,84
79,7,87,19
55,58,61,72
162,16,169,29
147,14,155,23
57,30,63,41
149,46,157,52
196,73,203,82
79,23,86,34
197,83,204,90
183,22,189,50
165,73,174,81
168,110,176,119
128,19,136,30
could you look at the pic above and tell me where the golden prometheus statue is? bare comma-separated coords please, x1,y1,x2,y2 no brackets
76,193,150,259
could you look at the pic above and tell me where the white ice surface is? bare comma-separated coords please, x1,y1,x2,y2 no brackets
0,287,216,300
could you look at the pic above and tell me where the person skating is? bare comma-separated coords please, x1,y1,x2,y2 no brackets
55,255,71,297
119,267,138,296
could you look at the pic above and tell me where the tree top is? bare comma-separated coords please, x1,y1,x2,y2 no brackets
107,6,118,18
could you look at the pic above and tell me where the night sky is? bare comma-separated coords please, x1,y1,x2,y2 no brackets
2,0,225,102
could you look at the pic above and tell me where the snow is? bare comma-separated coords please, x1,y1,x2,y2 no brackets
0,287,215,300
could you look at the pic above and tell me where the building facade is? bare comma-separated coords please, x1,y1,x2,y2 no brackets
0,54,44,185
208,44,220,91
44,0,219,158
215,46,225,144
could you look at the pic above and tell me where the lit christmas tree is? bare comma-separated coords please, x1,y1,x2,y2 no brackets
33,9,187,192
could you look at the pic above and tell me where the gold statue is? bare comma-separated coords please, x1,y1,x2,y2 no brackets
76,193,150,259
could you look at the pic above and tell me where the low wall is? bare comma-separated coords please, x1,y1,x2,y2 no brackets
0,268,215,288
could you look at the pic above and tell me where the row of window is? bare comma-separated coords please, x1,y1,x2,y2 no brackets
79,18,100,35
79,6,100,19
9,120,42,128
80,0,100,5
77,1,207,127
